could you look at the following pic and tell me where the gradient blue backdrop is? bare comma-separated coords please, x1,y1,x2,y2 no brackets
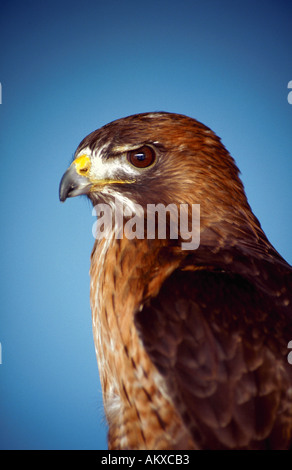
0,0,291,450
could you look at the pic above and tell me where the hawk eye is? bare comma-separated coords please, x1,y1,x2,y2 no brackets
127,146,156,168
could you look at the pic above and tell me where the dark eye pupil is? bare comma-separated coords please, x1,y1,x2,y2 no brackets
136,153,146,161
127,145,156,168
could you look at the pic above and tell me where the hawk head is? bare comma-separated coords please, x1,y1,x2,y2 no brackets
59,112,249,219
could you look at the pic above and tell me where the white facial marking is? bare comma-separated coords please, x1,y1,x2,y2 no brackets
102,188,142,215
77,145,141,181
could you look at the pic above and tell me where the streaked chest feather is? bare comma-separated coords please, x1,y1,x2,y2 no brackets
89,236,192,449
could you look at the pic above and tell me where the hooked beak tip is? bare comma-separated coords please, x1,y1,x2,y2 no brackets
59,164,92,202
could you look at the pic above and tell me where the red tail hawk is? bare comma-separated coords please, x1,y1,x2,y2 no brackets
59,112,292,450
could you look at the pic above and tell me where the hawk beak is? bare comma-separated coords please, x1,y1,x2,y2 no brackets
59,155,92,202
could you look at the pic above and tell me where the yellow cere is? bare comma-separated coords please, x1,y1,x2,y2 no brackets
73,154,91,176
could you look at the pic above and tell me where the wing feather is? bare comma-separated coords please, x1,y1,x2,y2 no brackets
135,265,292,449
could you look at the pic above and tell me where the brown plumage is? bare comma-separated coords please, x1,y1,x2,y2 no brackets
59,112,292,450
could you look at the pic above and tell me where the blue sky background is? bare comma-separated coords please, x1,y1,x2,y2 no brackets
0,0,291,450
